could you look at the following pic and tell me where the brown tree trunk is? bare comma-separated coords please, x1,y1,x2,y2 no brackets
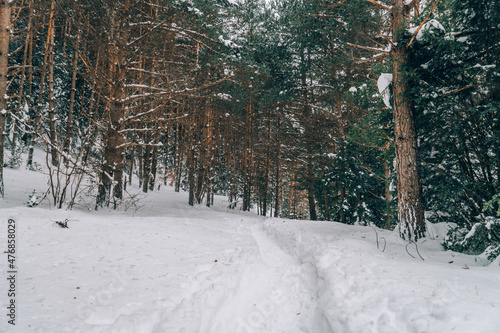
391,0,426,240
138,144,143,188
301,50,317,220
27,2,54,168
262,110,272,216
63,16,80,161
47,0,58,166
149,144,158,191
97,2,129,208
174,106,184,192
242,96,253,211
142,131,151,193
0,0,11,197
273,108,281,218
321,165,330,221
384,143,394,229
11,0,33,158
188,147,195,206
203,101,214,206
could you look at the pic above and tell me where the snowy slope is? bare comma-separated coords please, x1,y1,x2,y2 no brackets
1,153,499,333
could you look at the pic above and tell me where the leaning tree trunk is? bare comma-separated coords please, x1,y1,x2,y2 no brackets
0,0,11,198
391,0,426,241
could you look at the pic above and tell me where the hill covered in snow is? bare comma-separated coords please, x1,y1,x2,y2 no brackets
1,159,499,333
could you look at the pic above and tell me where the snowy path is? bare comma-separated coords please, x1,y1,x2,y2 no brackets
204,223,328,333
1,166,499,332
147,218,329,333
0,178,334,333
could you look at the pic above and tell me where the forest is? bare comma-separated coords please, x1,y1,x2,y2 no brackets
0,0,499,259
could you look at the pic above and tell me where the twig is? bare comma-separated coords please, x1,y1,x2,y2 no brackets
406,242,415,258
406,241,425,260
372,226,380,249
347,42,390,55
53,218,70,228
414,242,425,261
407,0,442,48
372,227,387,252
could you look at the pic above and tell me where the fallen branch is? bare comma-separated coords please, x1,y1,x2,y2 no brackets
406,241,425,261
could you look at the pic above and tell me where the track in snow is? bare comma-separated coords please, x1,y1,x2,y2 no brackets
151,217,332,333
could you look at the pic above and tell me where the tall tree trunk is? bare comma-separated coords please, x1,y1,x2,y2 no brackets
63,16,80,161
0,0,11,198
301,50,317,220
149,144,158,191
203,101,214,206
321,164,330,221
263,110,271,216
138,144,143,188
24,5,35,147
11,0,33,158
142,131,151,193
338,103,347,224
242,96,253,211
391,0,426,240
97,2,129,208
384,147,394,229
273,110,281,218
188,147,195,206
27,2,54,168
47,0,58,166
174,106,183,192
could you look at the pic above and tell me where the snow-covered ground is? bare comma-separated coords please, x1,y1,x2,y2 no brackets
1,151,499,333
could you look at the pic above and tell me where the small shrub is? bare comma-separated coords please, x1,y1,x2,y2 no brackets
26,190,40,207
444,217,500,261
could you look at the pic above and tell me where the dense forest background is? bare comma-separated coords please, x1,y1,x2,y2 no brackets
0,0,498,257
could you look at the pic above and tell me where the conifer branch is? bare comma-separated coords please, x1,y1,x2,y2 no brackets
407,0,442,48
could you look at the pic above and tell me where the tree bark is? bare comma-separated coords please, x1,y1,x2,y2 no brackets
188,147,195,206
242,96,253,211
11,0,33,159
63,15,80,161
27,2,54,168
97,2,130,208
47,0,58,166
273,107,281,217
391,0,426,240
301,50,317,221
149,144,158,191
0,0,11,198
142,130,151,193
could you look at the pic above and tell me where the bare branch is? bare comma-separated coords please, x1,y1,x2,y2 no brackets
364,0,392,13
347,42,390,55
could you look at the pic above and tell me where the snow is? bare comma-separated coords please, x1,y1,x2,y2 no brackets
1,149,499,332
377,73,393,108
408,19,446,42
